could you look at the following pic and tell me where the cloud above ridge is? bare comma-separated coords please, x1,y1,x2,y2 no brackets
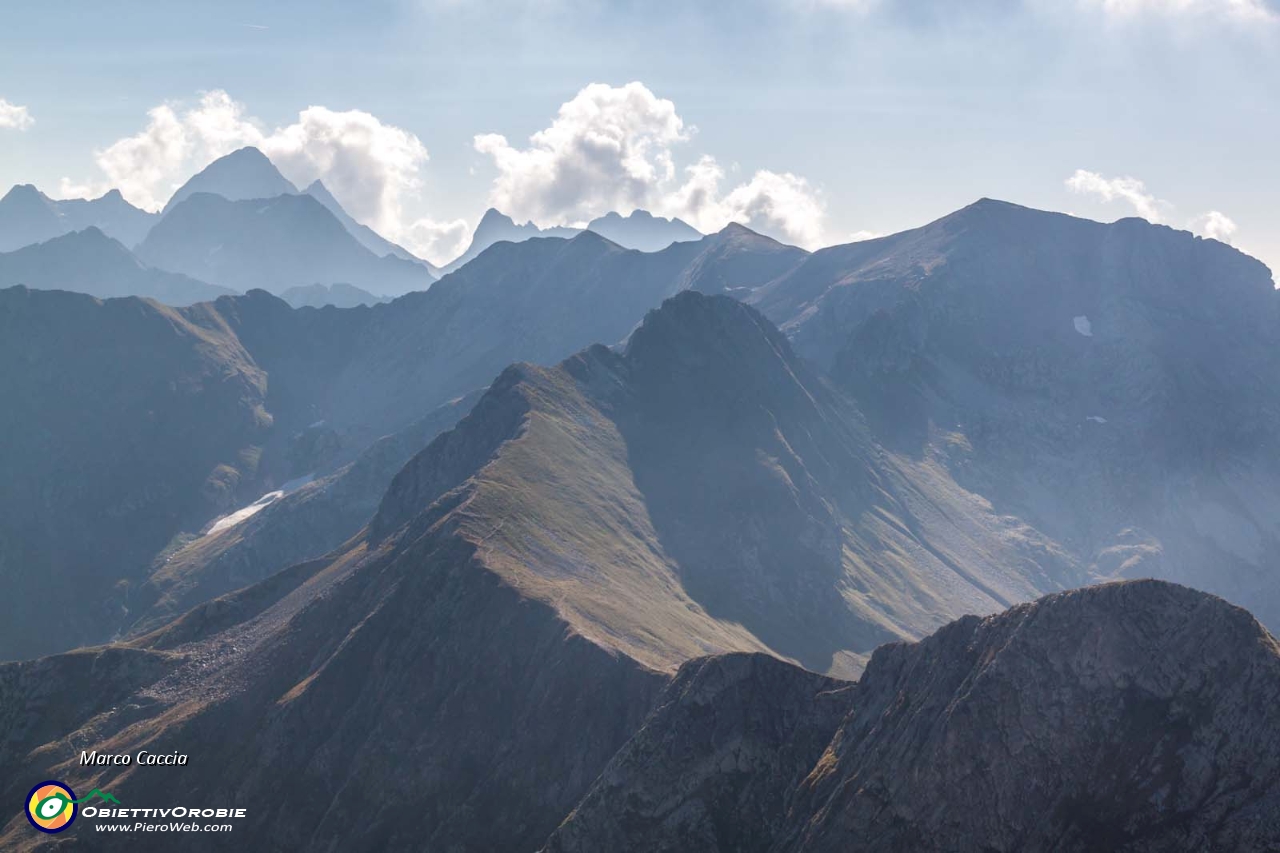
1065,169,1170,222
474,82,828,248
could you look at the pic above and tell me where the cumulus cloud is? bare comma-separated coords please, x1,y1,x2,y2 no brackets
475,82,827,248
1065,169,1170,222
1190,210,1238,242
63,90,434,252
400,217,471,266
474,82,687,226
849,229,886,241
0,98,34,131
262,105,428,236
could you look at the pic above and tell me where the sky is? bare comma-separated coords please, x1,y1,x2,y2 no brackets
0,0,1275,273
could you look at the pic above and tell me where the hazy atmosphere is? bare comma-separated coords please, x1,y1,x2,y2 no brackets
1,0,1276,269
3,3,1280,851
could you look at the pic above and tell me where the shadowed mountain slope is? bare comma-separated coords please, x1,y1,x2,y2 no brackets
304,179,439,275
138,192,434,296
747,200,1280,633
0,292,1080,851
0,287,270,659
0,227,235,304
544,580,1280,853
0,226,802,660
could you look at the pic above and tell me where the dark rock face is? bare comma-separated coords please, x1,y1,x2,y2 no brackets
546,581,1280,853
543,653,849,853
784,581,1280,853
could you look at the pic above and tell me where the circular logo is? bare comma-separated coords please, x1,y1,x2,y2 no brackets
26,781,77,834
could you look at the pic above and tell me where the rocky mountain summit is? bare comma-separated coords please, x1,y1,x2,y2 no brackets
545,580,1280,853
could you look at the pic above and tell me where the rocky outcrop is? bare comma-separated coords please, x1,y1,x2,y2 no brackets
544,653,849,853
547,580,1280,853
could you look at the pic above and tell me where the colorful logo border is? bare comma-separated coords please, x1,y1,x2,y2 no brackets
25,780,77,834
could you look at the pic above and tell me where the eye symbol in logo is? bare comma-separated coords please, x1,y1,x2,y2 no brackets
26,781,77,834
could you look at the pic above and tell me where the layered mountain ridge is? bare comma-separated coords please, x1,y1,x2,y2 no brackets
0,227,235,304
0,183,157,251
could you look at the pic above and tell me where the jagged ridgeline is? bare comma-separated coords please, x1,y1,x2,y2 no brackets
0,194,1278,851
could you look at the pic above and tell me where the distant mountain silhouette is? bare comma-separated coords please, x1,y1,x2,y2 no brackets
0,184,156,251
161,146,298,215
586,209,701,252
304,180,439,276
279,281,389,308
441,208,579,273
138,192,433,296
0,228,233,304
441,207,705,273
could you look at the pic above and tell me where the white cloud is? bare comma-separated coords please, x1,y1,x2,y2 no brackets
1190,210,1238,242
63,90,432,248
0,98,34,131
475,82,827,248
262,105,428,236
849,229,886,241
1065,169,1170,222
474,82,687,226
1084,0,1278,22
400,217,471,267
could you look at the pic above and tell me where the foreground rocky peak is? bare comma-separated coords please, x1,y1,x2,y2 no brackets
547,580,1280,852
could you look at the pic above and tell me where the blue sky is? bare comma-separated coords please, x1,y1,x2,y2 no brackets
0,0,1275,271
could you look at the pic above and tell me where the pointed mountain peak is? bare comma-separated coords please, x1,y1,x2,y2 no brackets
304,178,333,199
717,221,759,238
477,208,516,229
163,147,298,214
2,183,51,204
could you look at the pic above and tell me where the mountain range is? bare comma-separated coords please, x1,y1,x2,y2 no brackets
0,227,234,304
0,183,156,251
0,225,800,661
0,147,711,306
135,191,435,296
1,195,1278,850
0,300,1275,848
440,206,703,273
